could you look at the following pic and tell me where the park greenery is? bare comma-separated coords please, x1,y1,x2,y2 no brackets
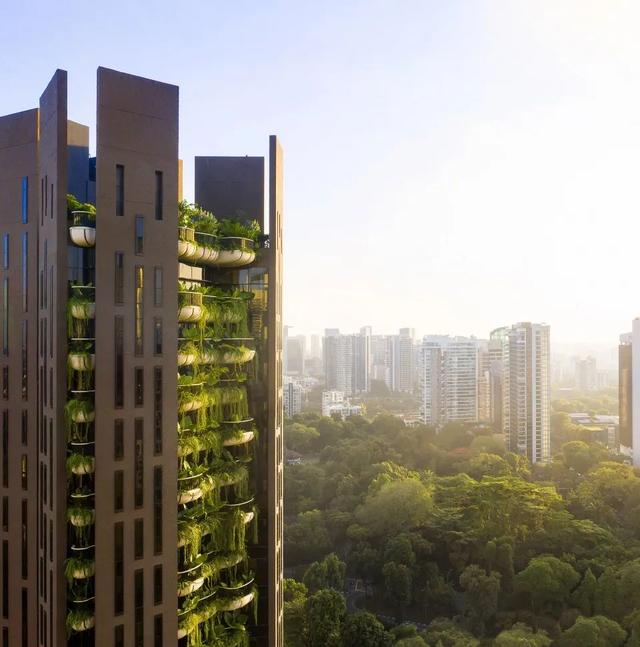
283,404,640,646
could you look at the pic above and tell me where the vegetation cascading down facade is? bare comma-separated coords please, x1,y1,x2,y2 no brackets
175,201,262,646
63,196,263,646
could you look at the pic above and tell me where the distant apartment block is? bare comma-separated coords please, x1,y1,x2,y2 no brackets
284,378,304,417
323,327,371,395
394,328,415,393
575,355,597,391
619,327,638,463
501,322,551,463
420,336,479,425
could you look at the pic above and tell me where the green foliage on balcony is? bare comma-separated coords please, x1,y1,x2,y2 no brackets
64,556,95,582
66,293,94,338
67,194,96,220
66,607,94,634
178,200,260,242
66,452,94,476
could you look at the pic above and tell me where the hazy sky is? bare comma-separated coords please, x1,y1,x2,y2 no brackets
1,1,638,343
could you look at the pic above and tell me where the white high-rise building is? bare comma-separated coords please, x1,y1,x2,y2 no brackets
420,336,479,425
371,335,395,390
323,327,371,395
477,340,491,422
394,328,415,393
284,378,304,417
502,322,551,463
575,356,597,391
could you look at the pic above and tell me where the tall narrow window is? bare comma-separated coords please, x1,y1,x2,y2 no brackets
20,456,27,490
135,216,144,255
154,614,163,647
134,518,143,559
21,501,27,577
114,419,124,460
153,319,162,356
134,367,144,406
21,321,27,400
153,565,162,604
135,569,144,647
153,368,162,455
114,252,124,304
2,540,8,617
155,171,163,220
114,522,124,614
21,177,28,224
153,466,162,554
114,471,123,512
21,411,27,445
2,367,7,400
1,411,6,487
21,233,27,312
115,165,125,217
21,588,27,647
153,266,163,307
134,266,144,356
115,316,124,407
2,235,8,269
2,497,7,530
134,419,144,507
3,277,8,355
115,626,124,647
43,240,47,308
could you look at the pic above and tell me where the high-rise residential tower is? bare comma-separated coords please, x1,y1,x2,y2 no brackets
420,336,478,425
394,328,415,393
0,68,283,647
619,331,633,457
323,328,370,395
501,322,550,463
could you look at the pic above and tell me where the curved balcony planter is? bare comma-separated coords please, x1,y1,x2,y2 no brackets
201,347,255,365
68,508,95,528
222,430,255,447
68,560,95,580
178,304,203,323
177,487,203,505
216,590,255,612
177,576,205,598
178,350,197,367
179,397,203,413
66,611,95,633
68,353,95,372
67,402,95,424
70,303,95,320
215,238,256,267
69,211,96,247
178,227,197,260
178,291,204,322
67,454,95,476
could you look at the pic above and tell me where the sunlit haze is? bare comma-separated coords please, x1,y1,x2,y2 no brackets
1,1,638,343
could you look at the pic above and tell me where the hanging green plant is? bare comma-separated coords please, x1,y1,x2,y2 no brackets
66,453,95,476
66,607,95,634
64,399,95,426
64,556,95,582
67,294,95,338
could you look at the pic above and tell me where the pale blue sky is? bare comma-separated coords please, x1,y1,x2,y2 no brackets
1,1,638,343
